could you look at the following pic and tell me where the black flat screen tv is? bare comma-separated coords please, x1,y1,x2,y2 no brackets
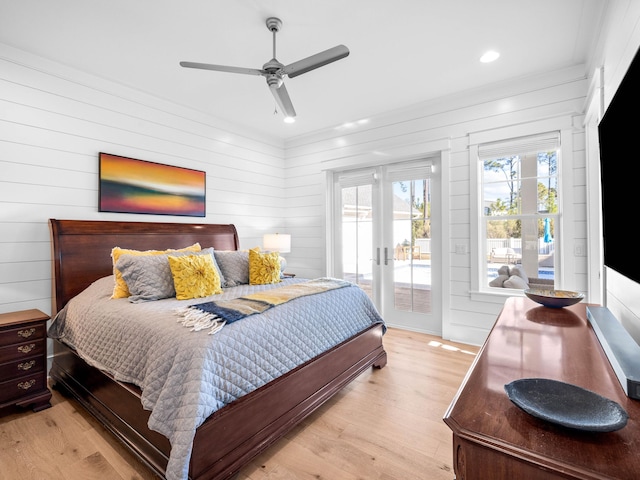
597,45,640,285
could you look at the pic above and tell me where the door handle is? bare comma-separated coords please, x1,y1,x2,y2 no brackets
384,247,389,266
375,247,380,266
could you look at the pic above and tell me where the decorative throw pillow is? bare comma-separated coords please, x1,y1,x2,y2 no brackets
249,248,281,285
503,275,529,289
278,255,287,277
509,265,529,285
117,248,218,303
213,250,250,287
489,274,509,287
168,253,222,300
111,243,201,298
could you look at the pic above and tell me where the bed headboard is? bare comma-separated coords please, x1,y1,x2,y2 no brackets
49,219,240,314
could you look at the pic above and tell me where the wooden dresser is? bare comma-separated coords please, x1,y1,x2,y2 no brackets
0,309,52,412
444,297,639,480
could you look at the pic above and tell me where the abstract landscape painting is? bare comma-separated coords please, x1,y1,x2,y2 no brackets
99,153,206,216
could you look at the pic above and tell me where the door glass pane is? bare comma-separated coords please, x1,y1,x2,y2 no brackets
392,179,430,313
341,185,373,300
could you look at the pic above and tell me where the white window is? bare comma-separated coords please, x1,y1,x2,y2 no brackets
476,132,560,291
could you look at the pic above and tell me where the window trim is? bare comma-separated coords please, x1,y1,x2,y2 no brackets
469,117,574,301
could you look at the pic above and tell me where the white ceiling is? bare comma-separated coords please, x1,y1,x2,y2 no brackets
0,0,605,142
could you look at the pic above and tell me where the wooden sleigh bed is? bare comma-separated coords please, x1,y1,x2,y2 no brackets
48,219,387,480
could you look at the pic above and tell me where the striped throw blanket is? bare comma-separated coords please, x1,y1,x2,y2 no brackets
176,278,352,334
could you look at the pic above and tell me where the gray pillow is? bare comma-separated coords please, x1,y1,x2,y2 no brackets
509,265,529,284
503,274,529,289
489,274,509,287
117,248,221,303
213,250,249,287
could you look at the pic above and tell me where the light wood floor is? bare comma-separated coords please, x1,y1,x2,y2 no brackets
0,328,479,480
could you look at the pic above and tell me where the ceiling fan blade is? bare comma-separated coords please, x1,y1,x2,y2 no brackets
281,45,350,78
179,61,263,76
269,82,296,118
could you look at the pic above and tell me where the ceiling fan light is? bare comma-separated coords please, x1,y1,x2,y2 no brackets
284,116,296,123
480,50,500,63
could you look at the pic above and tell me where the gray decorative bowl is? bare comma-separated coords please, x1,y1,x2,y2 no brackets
505,378,628,432
524,289,584,308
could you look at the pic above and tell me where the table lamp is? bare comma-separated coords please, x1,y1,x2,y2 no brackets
263,233,291,271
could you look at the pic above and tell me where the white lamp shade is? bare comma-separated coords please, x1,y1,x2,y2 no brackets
263,233,291,253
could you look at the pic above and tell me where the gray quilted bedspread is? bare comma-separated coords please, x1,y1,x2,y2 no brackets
48,276,385,480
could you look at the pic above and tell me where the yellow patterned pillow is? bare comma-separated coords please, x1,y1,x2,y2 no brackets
111,243,201,298
168,253,222,300
249,247,281,285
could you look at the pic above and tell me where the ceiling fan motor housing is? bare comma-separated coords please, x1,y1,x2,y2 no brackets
262,58,284,74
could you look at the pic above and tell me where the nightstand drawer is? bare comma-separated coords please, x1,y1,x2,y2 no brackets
0,309,51,412
0,373,48,404
0,339,46,363
0,355,45,381
0,323,46,347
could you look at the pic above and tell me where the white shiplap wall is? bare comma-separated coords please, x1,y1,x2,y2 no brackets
0,40,594,346
283,66,589,346
0,43,287,317
586,1,640,345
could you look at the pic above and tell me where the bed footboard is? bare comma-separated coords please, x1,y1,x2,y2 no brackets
49,323,386,480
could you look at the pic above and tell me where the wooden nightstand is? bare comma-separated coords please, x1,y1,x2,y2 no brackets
282,272,296,278
0,309,52,412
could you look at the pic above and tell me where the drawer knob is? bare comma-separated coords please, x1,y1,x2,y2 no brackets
18,360,36,371
18,379,36,390
17,343,36,354
17,328,36,338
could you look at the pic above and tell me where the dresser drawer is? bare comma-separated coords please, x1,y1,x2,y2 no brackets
0,322,46,347
0,355,45,382
0,339,46,363
0,372,48,404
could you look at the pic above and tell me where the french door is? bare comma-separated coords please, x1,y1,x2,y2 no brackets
331,160,440,334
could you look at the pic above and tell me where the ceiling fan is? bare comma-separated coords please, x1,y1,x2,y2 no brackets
179,17,349,120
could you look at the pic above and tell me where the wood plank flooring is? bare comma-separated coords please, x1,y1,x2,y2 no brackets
0,328,479,480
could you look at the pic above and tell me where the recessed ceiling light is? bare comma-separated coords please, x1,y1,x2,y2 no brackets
480,50,500,63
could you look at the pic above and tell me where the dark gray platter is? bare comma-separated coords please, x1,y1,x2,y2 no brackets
504,378,629,432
